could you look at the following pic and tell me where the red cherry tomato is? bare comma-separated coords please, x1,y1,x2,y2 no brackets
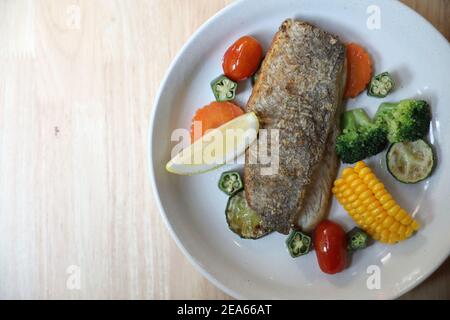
314,220,348,274
223,36,263,82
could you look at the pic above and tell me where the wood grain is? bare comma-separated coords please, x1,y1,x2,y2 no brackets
0,0,448,300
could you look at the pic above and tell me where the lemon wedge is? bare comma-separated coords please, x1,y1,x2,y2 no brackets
166,112,259,175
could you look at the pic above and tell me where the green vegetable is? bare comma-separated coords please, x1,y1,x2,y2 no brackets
375,99,431,143
286,230,311,258
218,171,244,195
225,191,271,239
335,108,388,164
210,75,237,102
347,227,370,251
368,72,395,98
387,139,434,183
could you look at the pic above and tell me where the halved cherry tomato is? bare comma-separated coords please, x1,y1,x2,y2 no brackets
190,101,244,142
223,36,263,82
314,220,348,274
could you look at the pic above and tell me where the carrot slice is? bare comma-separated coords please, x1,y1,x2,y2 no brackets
190,101,244,142
344,43,373,99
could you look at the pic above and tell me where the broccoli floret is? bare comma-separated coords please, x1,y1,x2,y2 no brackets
336,109,388,164
375,99,431,143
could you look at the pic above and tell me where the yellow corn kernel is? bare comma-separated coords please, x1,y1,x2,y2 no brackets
388,233,399,243
334,178,345,187
366,178,378,189
362,173,377,184
379,194,392,204
405,227,414,238
347,194,359,203
369,218,380,227
354,206,366,215
345,173,359,184
349,181,361,191
382,200,396,211
411,220,420,231
353,184,367,194
365,216,375,225
371,182,384,192
351,200,363,209
354,161,366,172
371,206,384,216
389,221,401,233
375,224,384,234
395,210,407,221
358,190,373,201
362,197,375,206
342,189,352,197
387,205,401,216
342,168,354,177
397,225,407,238
374,190,387,199
401,215,412,225
367,202,380,211
358,167,372,176
382,216,395,228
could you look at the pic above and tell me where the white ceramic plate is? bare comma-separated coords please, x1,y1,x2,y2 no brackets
149,0,450,299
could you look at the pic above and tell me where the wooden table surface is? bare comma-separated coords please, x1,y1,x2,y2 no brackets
0,0,448,300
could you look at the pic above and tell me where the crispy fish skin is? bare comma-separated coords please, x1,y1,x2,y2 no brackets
244,19,346,234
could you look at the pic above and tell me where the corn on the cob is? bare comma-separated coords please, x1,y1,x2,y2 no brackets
332,161,420,244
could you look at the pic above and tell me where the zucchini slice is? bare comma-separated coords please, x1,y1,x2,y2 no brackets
387,139,434,183
225,191,271,239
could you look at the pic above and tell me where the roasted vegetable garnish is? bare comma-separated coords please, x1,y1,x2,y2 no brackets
218,171,243,196
368,72,395,98
387,139,434,184
190,101,244,142
332,161,420,244
344,43,373,98
210,75,237,102
375,99,431,143
335,109,387,164
286,230,311,258
225,191,271,239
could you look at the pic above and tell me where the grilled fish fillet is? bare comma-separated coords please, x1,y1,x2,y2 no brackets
244,19,346,234
295,77,346,232
295,125,340,232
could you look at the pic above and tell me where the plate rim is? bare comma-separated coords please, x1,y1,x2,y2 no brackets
148,0,450,299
